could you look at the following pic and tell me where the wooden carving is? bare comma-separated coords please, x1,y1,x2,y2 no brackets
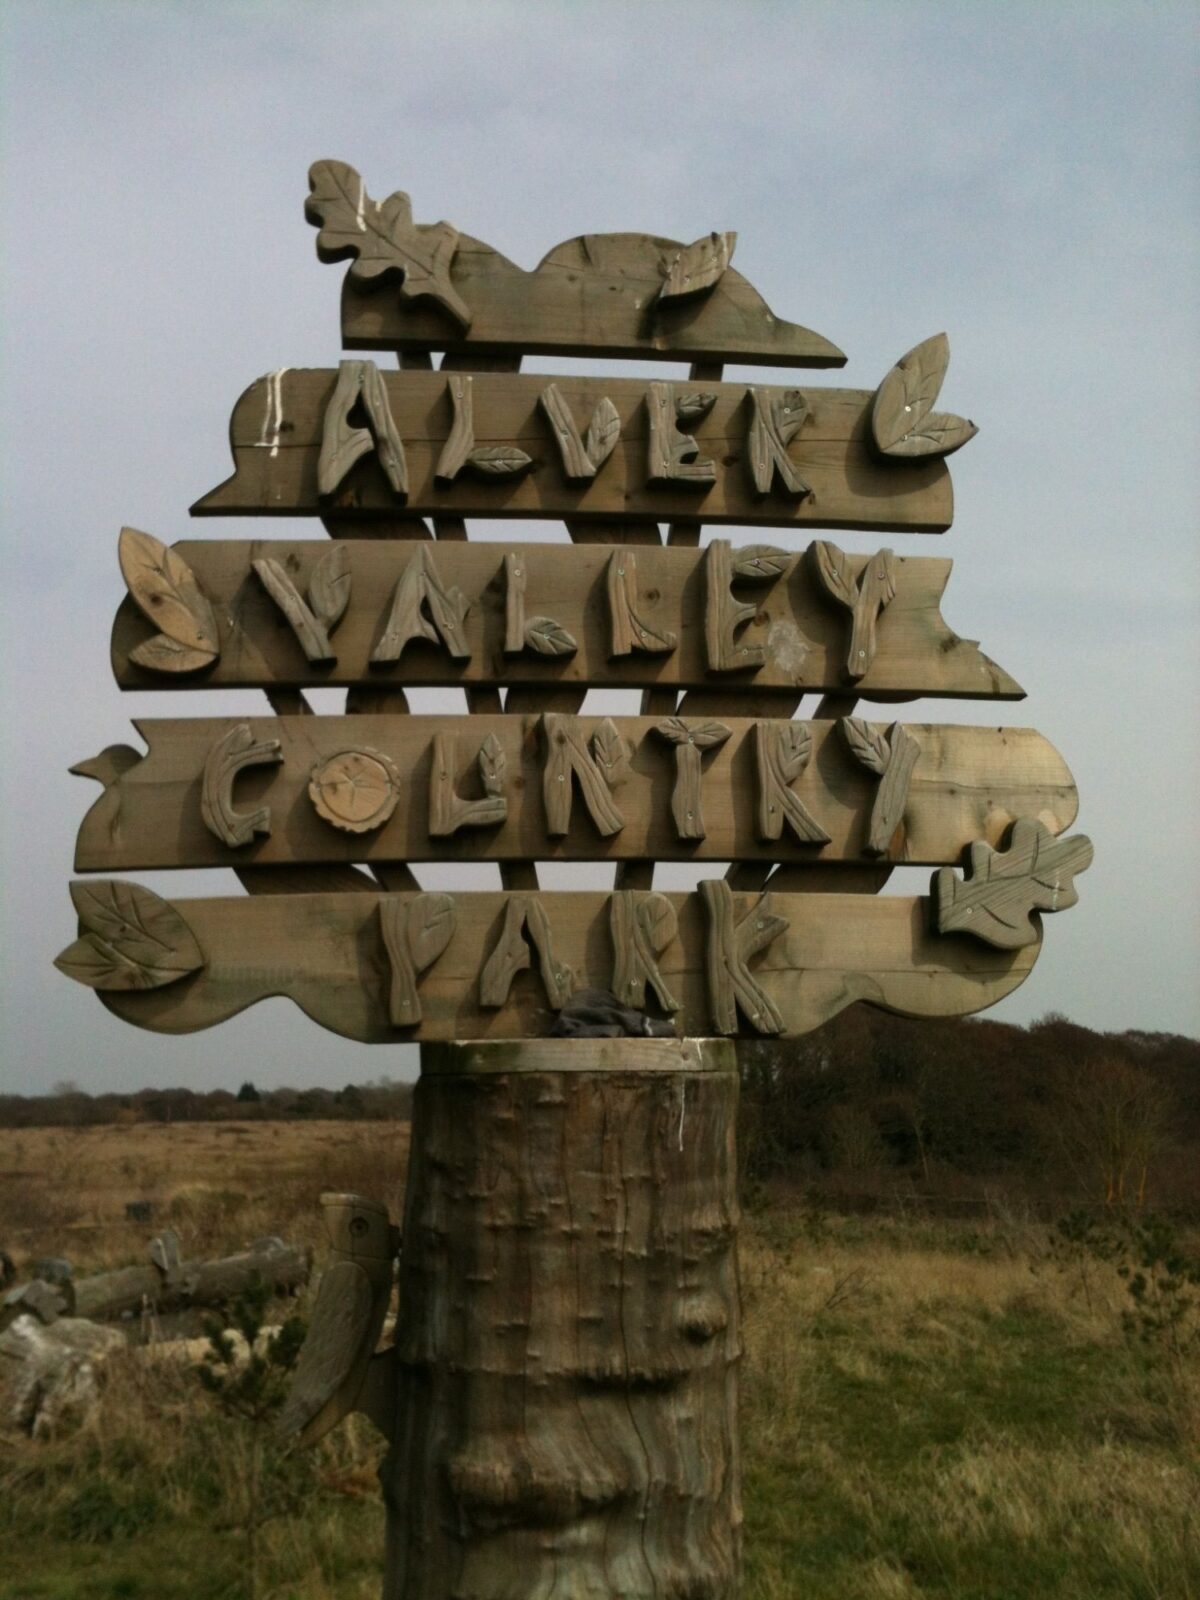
842,717,921,855
811,540,896,679
480,896,575,1009
379,894,456,1025
309,748,401,834
872,333,978,459
118,527,218,674
318,359,408,498
195,369,955,533
429,731,507,836
746,388,809,497
606,549,676,657
55,881,204,992
754,721,830,844
935,819,1094,949
700,879,788,1035
704,539,792,673
253,546,351,664
539,383,620,481
659,231,736,302
609,892,680,1013
305,160,471,327
541,715,626,837
652,719,732,840
646,382,717,487
371,545,470,662
435,374,532,483
503,552,576,657
114,539,1024,699
200,723,283,847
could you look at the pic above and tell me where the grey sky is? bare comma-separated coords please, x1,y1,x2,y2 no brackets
2,1,1197,1095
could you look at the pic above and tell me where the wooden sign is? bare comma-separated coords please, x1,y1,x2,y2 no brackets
307,160,847,368
63,882,1044,1042
192,366,956,532
73,715,1077,872
111,534,1022,699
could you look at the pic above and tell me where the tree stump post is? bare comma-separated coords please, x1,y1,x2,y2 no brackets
382,1036,743,1599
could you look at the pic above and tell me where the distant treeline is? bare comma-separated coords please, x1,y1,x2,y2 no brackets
738,1011,1199,1215
5,1011,1196,1213
0,1077,412,1129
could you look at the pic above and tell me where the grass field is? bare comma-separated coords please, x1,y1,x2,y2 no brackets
1,1120,1197,1599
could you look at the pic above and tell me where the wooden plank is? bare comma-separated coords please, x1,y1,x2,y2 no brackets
82,887,1041,1042
111,539,1022,700
73,715,1077,872
191,368,952,533
308,163,844,368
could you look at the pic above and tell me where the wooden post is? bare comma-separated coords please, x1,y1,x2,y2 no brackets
381,1037,743,1599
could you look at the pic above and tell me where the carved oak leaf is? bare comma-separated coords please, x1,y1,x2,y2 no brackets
305,159,471,328
934,819,1094,949
119,527,218,674
467,445,534,476
524,616,578,657
872,333,978,459
55,881,204,992
658,231,737,302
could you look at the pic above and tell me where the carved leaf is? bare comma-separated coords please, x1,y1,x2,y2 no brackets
584,398,621,469
308,545,352,630
56,881,204,992
467,445,533,476
592,719,630,786
811,540,854,607
872,334,977,458
407,893,456,972
129,635,217,675
675,392,717,425
118,528,218,656
479,733,506,797
842,716,890,775
305,160,470,327
733,545,791,582
884,412,978,459
523,616,578,657
873,333,949,449
690,721,733,750
779,724,812,779
655,718,692,746
659,231,736,302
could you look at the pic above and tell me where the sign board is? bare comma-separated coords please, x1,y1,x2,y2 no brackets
58,164,1092,1044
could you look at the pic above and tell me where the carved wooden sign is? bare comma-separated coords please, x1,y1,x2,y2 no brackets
58,164,1092,1048
193,367,956,532
110,534,1023,699
69,881,1042,1041
73,715,1078,872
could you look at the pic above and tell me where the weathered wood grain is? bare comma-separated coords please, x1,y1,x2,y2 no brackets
191,369,953,533
111,539,1023,700
73,717,1078,872
86,886,1042,1042
317,170,844,368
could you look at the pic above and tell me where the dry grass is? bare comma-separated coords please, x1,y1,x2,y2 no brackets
0,1120,410,1269
1,1123,1197,1598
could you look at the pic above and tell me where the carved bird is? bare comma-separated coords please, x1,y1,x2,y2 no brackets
278,1192,398,1447
548,987,676,1038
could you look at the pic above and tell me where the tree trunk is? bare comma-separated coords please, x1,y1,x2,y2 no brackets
382,1037,743,1600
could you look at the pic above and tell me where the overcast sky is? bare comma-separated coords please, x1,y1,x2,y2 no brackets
2,1,1197,1096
